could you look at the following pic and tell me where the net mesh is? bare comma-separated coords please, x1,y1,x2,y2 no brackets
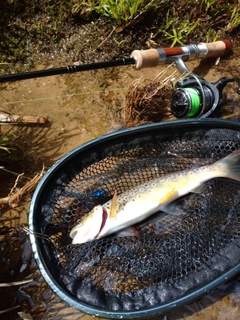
33,122,240,312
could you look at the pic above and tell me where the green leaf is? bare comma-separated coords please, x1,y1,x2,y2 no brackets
0,133,15,144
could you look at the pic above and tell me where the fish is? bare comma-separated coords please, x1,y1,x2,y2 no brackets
70,148,240,244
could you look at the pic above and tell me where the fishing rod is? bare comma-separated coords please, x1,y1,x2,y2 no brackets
1,40,239,119
0,40,232,83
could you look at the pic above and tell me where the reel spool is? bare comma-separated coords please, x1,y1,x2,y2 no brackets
171,76,240,119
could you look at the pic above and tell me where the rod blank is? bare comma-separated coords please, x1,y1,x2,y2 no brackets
0,57,136,83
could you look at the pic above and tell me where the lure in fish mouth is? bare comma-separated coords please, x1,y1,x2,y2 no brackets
70,148,240,244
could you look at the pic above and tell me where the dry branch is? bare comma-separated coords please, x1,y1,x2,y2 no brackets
0,279,33,287
0,114,47,124
0,166,45,208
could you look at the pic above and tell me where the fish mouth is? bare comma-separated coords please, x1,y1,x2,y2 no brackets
69,227,78,239
70,206,108,244
70,221,98,244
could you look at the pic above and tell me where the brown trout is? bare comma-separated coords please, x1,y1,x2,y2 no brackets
70,149,240,244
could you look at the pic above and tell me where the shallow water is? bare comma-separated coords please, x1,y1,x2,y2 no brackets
0,50,240,319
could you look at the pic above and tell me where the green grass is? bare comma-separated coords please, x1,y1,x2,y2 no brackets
72,0,169,24
201,0,216,12
154,0,239,46
226,5,240,32
155,10,200,47
72,0,240,45
0,134,15,153
0,0,240,66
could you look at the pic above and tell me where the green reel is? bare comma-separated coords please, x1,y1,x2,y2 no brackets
170,76,240,119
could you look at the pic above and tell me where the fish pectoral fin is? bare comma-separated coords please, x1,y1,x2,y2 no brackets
110,190,118,218
191,184,205,194
114,226,139,238
161,201,186,216
160,188,179,205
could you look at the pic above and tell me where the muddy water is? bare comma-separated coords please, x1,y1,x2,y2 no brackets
0,52,240,319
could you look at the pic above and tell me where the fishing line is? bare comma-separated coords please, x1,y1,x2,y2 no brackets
0,86,128,107
0,63,175,108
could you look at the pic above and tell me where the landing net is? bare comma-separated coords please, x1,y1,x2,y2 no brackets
29,119,240,318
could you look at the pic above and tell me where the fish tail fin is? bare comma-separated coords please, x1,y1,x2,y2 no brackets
219,148,240,181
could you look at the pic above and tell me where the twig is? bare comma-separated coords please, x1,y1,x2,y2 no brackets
0,113,47,124
0,279,33,287
0,166,22,177
0,305,21,315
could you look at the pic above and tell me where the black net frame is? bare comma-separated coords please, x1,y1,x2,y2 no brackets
29,119,240,318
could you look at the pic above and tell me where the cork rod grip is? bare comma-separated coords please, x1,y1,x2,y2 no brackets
203,40,232,58
130,49,160,70
130,40,232,70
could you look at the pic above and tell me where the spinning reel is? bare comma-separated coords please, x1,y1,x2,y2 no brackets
131,40,239,119
171,75,240,118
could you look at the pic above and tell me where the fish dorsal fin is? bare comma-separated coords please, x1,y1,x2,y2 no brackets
110,190,118,218
160,188,179,205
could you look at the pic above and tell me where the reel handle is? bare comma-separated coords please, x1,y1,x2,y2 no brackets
131,40,232,70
